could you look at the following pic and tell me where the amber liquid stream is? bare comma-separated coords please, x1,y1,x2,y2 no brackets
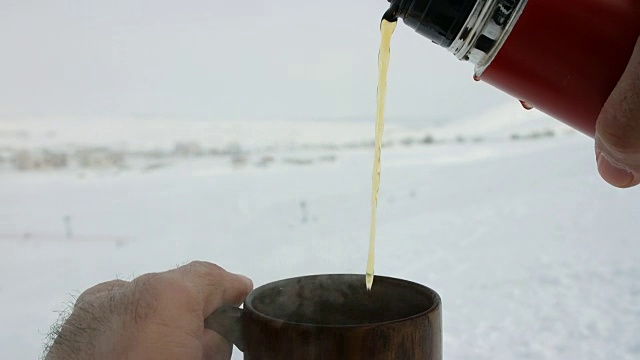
366,19,396,290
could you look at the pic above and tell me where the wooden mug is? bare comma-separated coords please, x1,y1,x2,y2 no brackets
205,274,442,359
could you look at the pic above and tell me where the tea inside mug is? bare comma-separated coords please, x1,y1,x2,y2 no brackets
246,274,437,326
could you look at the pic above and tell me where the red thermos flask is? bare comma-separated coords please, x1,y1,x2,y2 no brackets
385,0,640,136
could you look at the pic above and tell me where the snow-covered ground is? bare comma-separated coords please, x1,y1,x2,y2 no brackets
1,103,639,359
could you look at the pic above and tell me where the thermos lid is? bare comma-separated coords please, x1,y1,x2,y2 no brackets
388,0,478,48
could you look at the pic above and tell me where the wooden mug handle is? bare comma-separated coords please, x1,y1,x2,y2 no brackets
204,305,247,352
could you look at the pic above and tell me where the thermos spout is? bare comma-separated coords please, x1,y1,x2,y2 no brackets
384,0,479,47
382,0,399,22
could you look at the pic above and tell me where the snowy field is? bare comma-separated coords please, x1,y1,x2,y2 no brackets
1,103,640,359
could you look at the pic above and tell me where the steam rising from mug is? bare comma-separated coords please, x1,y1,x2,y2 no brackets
250,274,434,325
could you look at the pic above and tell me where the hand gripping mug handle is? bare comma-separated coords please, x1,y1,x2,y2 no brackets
204,305,247,352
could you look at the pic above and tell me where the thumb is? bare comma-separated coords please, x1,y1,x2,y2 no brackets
595,35,640,188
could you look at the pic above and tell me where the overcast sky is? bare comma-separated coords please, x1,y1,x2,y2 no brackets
0,0,512,122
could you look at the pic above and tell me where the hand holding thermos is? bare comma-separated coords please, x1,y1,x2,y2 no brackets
595,35,640,188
